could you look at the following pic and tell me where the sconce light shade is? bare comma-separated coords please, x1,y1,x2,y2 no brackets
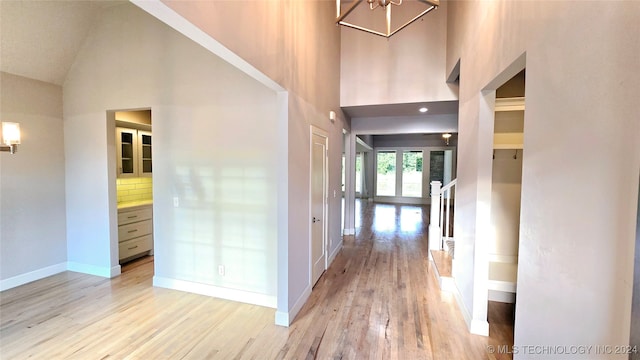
442,132,452,145
1,122,21,154
329,111,337,123
2,122,21,145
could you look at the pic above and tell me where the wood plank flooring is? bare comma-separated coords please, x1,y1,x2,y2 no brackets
0,201,513,359
430,250,452,278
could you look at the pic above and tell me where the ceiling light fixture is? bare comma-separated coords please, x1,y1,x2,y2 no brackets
419,107,428,113
442,133,452,145
336,0,439,38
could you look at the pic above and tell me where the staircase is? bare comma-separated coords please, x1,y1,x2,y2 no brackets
428,179,456,291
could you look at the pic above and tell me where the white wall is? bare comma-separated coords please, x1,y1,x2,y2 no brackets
64,4,279,303
489,149,522,262
352,114,457,135
161,0,344,324
340,0,456,106
448,0,640,354
0,72,67,288
490,110,523,263
373,133,458,148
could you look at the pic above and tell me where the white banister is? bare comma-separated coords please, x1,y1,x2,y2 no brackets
428,181,441,254
430,179,456,256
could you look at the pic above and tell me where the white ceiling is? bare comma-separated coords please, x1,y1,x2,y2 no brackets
0,0,121,85
342,100,458,118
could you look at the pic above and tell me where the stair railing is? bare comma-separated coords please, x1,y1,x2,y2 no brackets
429,179,456,254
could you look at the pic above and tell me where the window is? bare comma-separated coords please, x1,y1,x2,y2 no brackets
355,153,362,194
402,151,423,197
341,155,345,193
429,150,445,183
376,151,396,196
375,148,453,200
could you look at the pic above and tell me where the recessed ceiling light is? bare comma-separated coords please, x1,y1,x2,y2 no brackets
419,107,428,113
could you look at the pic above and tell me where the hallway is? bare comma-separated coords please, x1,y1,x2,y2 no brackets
292,200,505,359
0,201,511,359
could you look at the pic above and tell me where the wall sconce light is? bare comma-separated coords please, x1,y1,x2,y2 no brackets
442,132,452,145
329,111,337,123
1,122,21,154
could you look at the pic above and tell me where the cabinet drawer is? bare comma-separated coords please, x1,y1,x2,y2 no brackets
118,219,152,242
118,207,152,225
119,235,152,260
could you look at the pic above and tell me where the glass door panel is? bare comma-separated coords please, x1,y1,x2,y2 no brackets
402,150,423,197
355,153,362,194
376,151,396,196
139,131,152,176
429,150,445,184
116,128,137,178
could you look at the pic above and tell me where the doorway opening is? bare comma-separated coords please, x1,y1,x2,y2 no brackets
488,69,526,343
108,108,154,274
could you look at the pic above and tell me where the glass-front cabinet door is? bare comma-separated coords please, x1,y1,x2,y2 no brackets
116,127,138,178
138,130,152,177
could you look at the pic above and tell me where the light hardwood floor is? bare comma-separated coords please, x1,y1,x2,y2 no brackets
0,201,513,359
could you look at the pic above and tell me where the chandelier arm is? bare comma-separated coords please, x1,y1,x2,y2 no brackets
386,5,391,36
390,0,402,6
387,5,437,37
337,21,390,38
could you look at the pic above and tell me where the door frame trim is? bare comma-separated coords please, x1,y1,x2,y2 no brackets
309,125,329,287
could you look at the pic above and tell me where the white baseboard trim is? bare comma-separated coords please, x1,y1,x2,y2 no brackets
0,262,67,291
67,262,119,278
488,279,517,293
450,279,489,336
275,283,312,327
343,228,355,236
152,276,276,309
470,318,490,336
451,279,472,327
328,239,343,265
488,290,516,303
275,310,289,327
441,276,457,293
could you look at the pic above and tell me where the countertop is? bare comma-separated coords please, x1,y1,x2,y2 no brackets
117,200,153,210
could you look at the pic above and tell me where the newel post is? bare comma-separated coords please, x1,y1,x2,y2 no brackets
429,181,442,256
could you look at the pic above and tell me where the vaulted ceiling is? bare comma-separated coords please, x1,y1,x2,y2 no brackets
1,0,457,129
0,0,122,85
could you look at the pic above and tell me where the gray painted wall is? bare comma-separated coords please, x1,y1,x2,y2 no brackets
64,3,279,299
0,72,67,283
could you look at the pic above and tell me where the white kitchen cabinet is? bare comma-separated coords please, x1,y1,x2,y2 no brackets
118,204,153,262
138,130,152,177
116,127,152,178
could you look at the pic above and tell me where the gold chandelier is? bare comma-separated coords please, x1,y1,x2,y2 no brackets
336,0,439,38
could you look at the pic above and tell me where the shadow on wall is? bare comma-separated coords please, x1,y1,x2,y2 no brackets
168,163,276,296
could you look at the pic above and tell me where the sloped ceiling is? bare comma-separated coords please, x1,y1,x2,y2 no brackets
0,0,121,85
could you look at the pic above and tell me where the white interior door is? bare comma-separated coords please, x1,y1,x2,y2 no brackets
311,131,328,287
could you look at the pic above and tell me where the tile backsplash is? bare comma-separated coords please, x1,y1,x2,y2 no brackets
117,177,153,203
